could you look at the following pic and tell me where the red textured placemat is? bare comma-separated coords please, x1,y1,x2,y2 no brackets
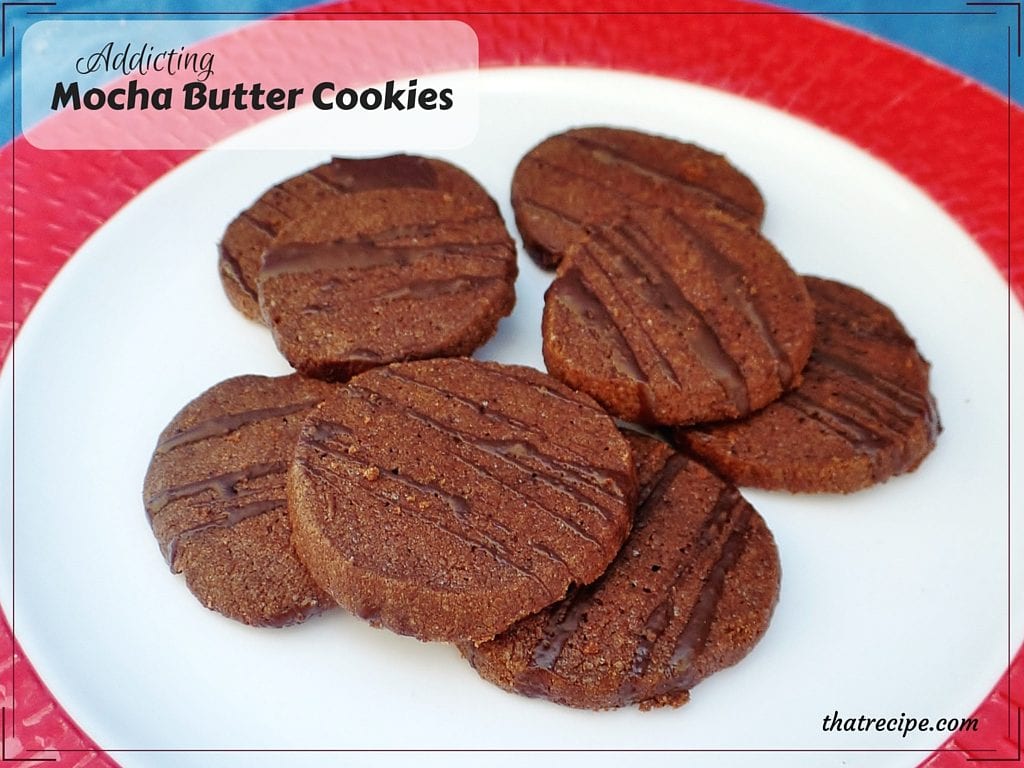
1,0,1020,765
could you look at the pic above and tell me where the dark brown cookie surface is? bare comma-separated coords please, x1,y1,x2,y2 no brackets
675,277,941,493
219,155,495,321
257,188,517,380
512,126,764,268
462,431,780,710
288,358,636,643
542,205,814,426
143,374,338,627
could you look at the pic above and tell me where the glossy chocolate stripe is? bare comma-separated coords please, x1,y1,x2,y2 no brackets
527,541,576,577
261,240,511,278
414,424,610,546
164,498,285,566
308,458,493,558
623,484,747,694
582,233,683,387
218,247,258,300
517,454,692,684
831,386,917,431
551,267,660,422
312,154,440,193
379,367,626,492
527,581,601,672
800,376,923,469
146,461,287,518
156,399,321,454
626,465,738,679
551,268,645,382
664,209,794,388
627,499,755,704
809,287,941,446
565,135,754,221
520,456,688,684
299,456,554,596
784,393,890,456
635,451,690,511
375,274,502,302
828,388,920,469
474,437,621,518
813,350,931,417
346,384,614,543
604,223,752,413
667,501,752,671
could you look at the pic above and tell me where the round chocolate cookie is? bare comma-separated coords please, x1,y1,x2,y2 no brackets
143,374,338,627
219,154,495,321
288,358,636,643
512,126,764,268
257,188,517,380
675,277,941,493
462,431,780,710
542,205,814,426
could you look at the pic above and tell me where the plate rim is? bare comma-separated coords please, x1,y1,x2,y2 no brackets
0,1,1020,766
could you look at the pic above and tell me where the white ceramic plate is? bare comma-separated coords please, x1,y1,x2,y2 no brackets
1,68,1021,768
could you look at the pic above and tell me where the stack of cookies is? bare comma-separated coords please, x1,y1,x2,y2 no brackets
143,128,940,711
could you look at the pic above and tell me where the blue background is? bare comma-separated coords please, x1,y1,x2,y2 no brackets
1,0,1021,146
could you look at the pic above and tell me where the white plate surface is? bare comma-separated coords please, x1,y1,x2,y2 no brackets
1,67,1022,768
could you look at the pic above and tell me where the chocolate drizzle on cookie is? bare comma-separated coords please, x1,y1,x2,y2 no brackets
677,277,941,493
143,374,337,626
155,400,320,454
261,240,512,278
146,461,287,521
663,209,794,388
568,135,756,226
218,154,497,321
288,359,635,643
592,223,752,413
511,127,765,269
257,189,517,381
465,432,779,710
311,154,440,194
542,207,813,426
618,483,752,703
